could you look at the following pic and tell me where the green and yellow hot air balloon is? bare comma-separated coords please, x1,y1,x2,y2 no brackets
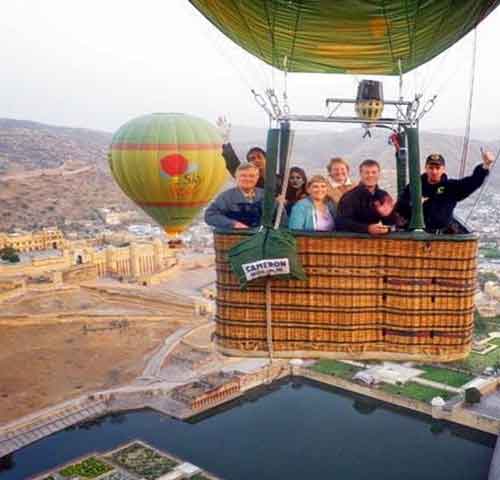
109,113,228,235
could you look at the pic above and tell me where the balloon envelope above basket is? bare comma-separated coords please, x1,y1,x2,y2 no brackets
189,0,499,75
109,113,228,235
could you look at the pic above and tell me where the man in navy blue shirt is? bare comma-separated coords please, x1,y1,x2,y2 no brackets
396,150,494,233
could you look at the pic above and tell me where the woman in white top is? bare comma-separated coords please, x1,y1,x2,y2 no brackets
326,157,356,205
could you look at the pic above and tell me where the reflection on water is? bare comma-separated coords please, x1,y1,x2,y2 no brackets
0,378,495,480
0,455,14,471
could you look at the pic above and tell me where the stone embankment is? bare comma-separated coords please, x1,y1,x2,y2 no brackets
0,396,108,457
297,367,500,435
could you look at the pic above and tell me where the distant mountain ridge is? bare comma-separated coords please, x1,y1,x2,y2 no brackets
0,118,111,174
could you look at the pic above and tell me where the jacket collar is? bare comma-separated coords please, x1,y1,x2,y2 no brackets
358,182,380,194
328,176,353,189
421,172,448,189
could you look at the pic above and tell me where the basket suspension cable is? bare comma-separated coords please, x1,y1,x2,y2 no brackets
381,0,397,70
263,0,278,89
266,88,283,118
282,56,290,115
287,0,302,72
281,0,303,115
417,0,455,96
252,89,275,123
398,59,404,105
423,24,478,108
459,28,479,178
415,0,474,99
416,95,437,122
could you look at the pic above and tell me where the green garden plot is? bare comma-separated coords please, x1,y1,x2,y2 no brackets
455,337,500,373
380,382,452,403
59,457,113,479
107,442,179,480
308,360,363,380
418,366,474,388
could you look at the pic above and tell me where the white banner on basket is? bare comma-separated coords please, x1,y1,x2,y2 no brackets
242,258,290,281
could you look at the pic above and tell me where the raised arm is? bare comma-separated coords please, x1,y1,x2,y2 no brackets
451,164,489,201
222,143,241,179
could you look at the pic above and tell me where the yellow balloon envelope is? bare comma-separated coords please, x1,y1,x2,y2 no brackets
109,113,228,234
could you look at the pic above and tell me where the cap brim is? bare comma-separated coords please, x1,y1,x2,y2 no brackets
426,161,444,166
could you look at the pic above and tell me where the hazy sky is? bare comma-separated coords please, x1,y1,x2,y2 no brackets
1,0,500,135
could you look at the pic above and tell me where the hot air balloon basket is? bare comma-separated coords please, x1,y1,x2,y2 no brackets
214,231,478,362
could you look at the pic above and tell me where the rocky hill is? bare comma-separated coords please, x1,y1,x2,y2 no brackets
0,119,136,231
0,118,111,174
0,118,497,232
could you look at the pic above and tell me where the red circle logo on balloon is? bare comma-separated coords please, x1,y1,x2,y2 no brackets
160,154,189,177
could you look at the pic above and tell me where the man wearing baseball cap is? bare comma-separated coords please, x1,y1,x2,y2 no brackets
396,150,494,233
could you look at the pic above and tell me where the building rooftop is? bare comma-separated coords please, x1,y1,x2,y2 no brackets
173,372,238,402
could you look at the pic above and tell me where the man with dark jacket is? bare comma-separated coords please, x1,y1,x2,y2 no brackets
396,151,494,233
336,159,397,235
217,115,268,188
223,143,267,189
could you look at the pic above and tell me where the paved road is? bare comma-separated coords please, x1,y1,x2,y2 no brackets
141,325,196,378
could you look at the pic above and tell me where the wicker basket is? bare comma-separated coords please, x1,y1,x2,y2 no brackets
214,231,478,362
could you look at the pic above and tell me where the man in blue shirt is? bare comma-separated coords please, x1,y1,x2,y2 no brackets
205,163,264,230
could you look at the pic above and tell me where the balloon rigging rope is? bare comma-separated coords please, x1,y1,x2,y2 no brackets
417,0,454,95
415,0,475,107
263,0,278,90
287,0,303,73
194,0,273,98
381,0,397,70
459,28,478,178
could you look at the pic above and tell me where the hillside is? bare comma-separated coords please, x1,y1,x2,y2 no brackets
0,118,498,231
0,118,111,174
0,118,137,231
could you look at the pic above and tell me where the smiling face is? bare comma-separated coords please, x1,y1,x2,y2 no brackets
308,180,328,202
236,166,259,191
425,163,446,184
360,164,380,188
330,163,349,184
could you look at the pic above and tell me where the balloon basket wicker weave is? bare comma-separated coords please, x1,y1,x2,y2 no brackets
214,231,477,362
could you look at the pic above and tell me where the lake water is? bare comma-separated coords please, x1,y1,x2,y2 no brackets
0,378,495,480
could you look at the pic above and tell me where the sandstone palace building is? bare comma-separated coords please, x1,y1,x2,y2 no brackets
0,228,177,292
